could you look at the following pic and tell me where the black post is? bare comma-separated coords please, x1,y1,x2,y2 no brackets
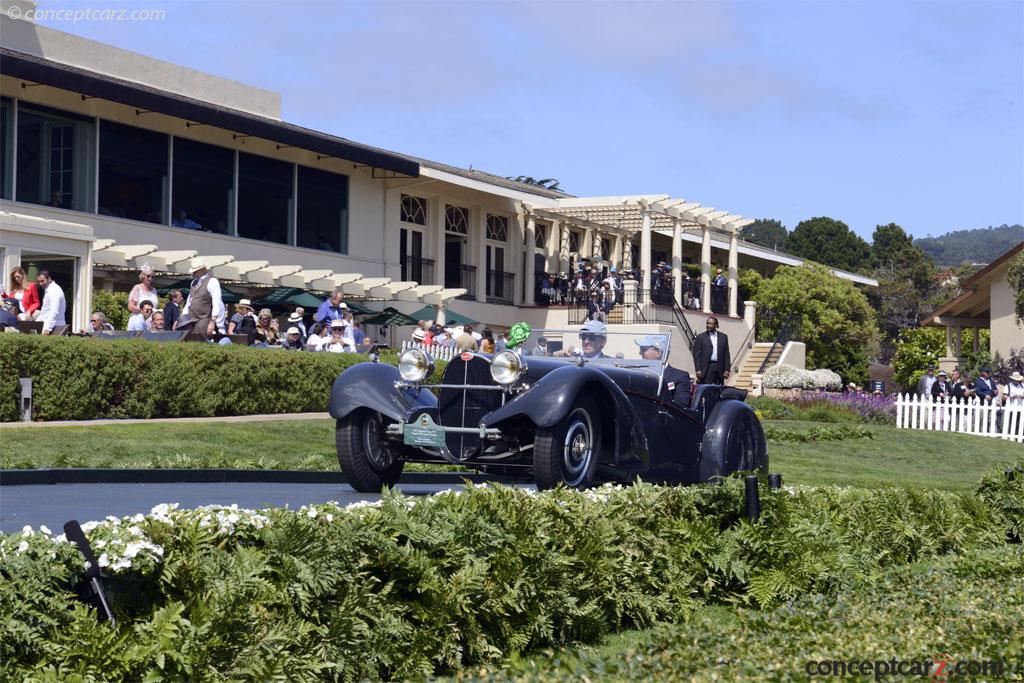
768,473,783,490
1006,468,1017,482
744,475,761,523
63,520,116,626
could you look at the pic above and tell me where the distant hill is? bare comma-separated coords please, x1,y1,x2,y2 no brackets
914,225,1024,266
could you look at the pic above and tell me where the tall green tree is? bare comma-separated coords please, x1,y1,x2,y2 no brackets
756,263,880,384
739,219,788,250
868,223,939,361
787,217,872,273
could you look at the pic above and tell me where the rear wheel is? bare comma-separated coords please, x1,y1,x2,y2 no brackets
336,410,405,492
533,396,602,490
700,406,768,482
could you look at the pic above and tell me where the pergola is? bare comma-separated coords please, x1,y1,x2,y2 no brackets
91,239,467,305
525,194,752,316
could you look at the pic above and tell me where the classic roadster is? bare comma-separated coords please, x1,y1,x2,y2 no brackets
329,328,767,491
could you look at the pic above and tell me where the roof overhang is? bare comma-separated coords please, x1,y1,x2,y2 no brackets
0,47,419,177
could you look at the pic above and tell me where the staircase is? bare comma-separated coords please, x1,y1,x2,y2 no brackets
730,342,775,391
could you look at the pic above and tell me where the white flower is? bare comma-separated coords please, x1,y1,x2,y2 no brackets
325,514,334,522
306,509,318,518
97,553,110,568
17,541,29,553
39,525,51,536
127,526,144,536
21,525,33,535
94,540,107,549
81,521,100,533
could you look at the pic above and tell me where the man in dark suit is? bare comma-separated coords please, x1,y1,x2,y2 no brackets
930,370,952,399
636,335,692,409
974,368,999,403
692,316,731,385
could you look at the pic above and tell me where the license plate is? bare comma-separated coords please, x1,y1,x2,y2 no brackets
403,413,446,448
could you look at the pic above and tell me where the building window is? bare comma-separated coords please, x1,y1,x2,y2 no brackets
98,120,165,222
297,165,349,253
0,98,12,200
535,223,547,249
238,152,293,245
601,238,611,261
569,230,581,254
445,204,468,234
401,194,427,225
18,102,96,212
171,137,233,234
486,214,508,242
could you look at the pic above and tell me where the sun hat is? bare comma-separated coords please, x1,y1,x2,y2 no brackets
237,299,252,309
938,370,947,377
1010,371,1024,382
189,258,207,272
330,319,345,329
634,335,666,350
287,312,302,323
286,326,300,335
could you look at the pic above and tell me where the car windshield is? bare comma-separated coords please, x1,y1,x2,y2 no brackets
516,328,672,373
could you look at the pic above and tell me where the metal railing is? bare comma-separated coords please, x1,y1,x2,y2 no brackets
486,270,515,305
757,312,802,374
710,284,730,315
401,256,434,285
455,265,477,301
566,286,696,348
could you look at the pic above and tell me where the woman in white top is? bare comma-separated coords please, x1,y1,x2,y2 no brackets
1006,371,1024,407
128,266,159,314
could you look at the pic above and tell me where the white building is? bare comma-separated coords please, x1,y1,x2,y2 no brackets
0,1,874,376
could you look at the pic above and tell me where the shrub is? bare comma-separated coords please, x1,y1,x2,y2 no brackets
0,336,444,421
762,365,841,391
1,460,1021,679
90,290,137,330
763,425,872,442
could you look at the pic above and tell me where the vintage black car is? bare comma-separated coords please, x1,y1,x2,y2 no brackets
329,328,767,491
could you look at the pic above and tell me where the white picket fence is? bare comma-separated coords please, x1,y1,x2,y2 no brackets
895,394,1024,443
400,340,458,361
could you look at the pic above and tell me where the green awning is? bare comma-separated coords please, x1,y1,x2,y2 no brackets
361,307,420,327
252,287,324,309
158,279,241,304
407,305,477,326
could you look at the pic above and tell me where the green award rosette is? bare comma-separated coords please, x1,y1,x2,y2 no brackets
506,322,531,350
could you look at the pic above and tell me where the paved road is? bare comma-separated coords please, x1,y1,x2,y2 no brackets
0,482,477,533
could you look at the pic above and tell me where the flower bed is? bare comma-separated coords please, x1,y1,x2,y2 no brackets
2,463,1021,680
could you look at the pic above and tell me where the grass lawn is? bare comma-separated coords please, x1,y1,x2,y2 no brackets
1,418,1015,491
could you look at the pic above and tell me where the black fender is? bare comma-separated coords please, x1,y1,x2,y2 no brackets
482,365,649,456
328,362,437,423
699,399,767,481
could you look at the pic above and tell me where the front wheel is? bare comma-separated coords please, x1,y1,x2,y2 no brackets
336,410,405,492
699,404,768,482
533,396,602,490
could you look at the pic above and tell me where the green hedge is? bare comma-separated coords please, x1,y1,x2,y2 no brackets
0,336,442,422
1,462,1021,680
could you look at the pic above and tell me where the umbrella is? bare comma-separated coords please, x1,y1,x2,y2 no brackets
360,307,420,327
252,287,324,309
343,300,375,315
407,305,477,326
158,279,241,304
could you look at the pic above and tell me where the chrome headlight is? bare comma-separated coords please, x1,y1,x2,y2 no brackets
491,350,527,385
398,348,434,382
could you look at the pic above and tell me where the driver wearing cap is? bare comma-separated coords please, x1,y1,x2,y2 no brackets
635,334,692,409
579,319,609,359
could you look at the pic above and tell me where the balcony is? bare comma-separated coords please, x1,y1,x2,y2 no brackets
486,270,515,305
401,256,434,285
456,265,477,301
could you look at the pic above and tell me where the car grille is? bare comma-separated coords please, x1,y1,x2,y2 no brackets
437,355,502,460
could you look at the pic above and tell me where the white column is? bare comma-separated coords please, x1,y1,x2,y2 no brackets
728,228,739,317
434,200,446,287
945,325,954,358
476,208,487,304
671,217,682,306
953,321,962,358
640,206,652,296
512,211,525,306
583,226,593,265
524,211,536,306
592,229,602,264
623,236,633,270
77,246,93,334
973,327,980,354
700,224,712,313
613,234,623,270
559,222,571,273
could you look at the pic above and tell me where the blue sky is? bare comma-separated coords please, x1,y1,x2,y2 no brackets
35,0,1024,240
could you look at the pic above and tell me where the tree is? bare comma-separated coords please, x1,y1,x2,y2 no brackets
739,219,788,250
755,263,880,384
868,223,939,360
786,217,872,273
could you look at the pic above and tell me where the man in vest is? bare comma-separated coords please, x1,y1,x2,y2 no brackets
181,259,225,342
